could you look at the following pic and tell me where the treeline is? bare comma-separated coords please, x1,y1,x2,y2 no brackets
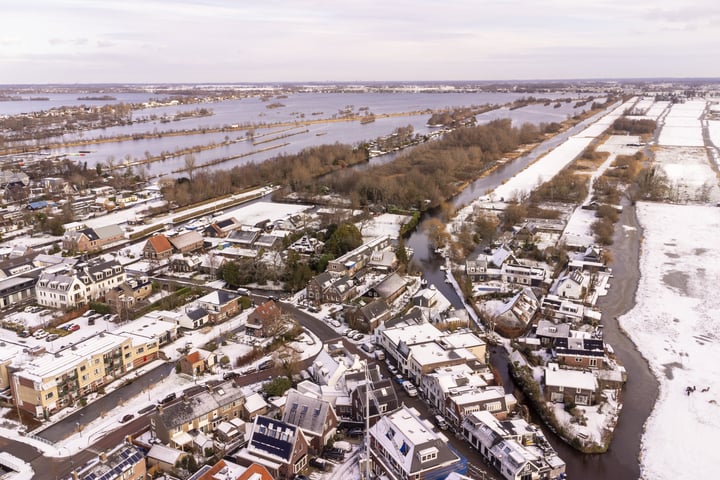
161,143,366,207
325,119,560,209
612,118,657,135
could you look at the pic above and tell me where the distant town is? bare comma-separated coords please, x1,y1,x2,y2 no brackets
0,80,719,480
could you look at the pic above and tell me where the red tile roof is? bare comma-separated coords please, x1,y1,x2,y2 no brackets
147,234,173,253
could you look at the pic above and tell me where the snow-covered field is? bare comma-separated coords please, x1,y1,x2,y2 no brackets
653,147,720,203
492,101,631,201
657,101,706,147
620,202,720,480
356,213,411,241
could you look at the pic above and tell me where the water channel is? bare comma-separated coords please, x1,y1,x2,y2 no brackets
404,106,655,479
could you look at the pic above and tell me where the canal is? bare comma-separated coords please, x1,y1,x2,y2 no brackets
404,106,656,479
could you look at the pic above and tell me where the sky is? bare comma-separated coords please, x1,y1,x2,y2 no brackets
1,0,719,84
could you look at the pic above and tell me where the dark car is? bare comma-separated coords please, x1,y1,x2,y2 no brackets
119,414,134,423
322,448,346,461
258,359,275,371
347,428,364,438
309,457,327,471
159,393,177,405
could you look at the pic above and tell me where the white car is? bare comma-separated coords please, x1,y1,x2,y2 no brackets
33,329,48,339
402,381,418,397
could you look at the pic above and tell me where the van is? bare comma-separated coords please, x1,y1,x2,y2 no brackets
435,415,448,430
374,350,386,361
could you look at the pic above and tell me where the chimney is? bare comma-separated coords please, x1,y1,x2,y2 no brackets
72,471,79,480
99,451,107,463
157,404,163,414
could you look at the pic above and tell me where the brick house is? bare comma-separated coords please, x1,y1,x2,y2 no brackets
143,234,174,260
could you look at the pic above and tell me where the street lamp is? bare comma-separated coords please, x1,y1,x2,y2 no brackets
76,421,81,437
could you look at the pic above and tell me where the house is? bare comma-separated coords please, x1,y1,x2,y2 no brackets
188,459,265,480
544,363,599,406
169,230,204,254
344,298,391,332
483,287,539,336
305,272,356,306
246,300,281,337
349,367,399,425
540,295,602,325
555,336,606,370
170,254,202,272
326,236,392,277
367,250,398,272
368,405,465,480
287,235,324,255
462,410,566,480
227,229,261,249
179,349,217,377
105,276,153,313
243,392,269,420
143,234,174,260
309,347,362,389
36,259,125,310
234,415,309,480
63,224,125,253
465,257,493,282
555,270,590,300
197,290,240,323
377,323,444,375
282,389,338,454
151,380,246,447
70,443,146,480
147,444,187,474
366,272,407,303
204,217,242,238
500,261,546,287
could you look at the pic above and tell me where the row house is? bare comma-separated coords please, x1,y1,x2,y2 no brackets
70,443,146,480
151,380,246,447
462,410,566,480
368,405,465,480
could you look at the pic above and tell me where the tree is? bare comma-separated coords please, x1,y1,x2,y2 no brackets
422,218,449,250
262,376,292,397
222,261,242,287
325,223,362,256
184,154,197,181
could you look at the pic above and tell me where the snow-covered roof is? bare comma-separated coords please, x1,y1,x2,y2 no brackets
545,363,598,391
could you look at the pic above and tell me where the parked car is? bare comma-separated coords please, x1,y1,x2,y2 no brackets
347,428,364,438
45,333,59,342
237,288,249,296
119,414,135,423
18,330,30,338
33,329,48,339
65,323,80,332
322,448,346,461
434,414,448,430
394,374,405,385
345,329,358,338
309,457,327,471
82,309,96,317
159,393,177,405
258,359,275,371
361,343,375,354
241,365,258,374
402,381,418,397
374,350,386,361
352,332,365,341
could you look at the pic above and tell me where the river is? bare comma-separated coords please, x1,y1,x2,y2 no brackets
405,106,656,479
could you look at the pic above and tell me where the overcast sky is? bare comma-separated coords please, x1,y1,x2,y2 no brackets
1,0,719,84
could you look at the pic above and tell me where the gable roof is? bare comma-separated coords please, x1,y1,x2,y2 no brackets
248,416,303,463
252,300,281,321
282,390,335,437
169,230,204,250
94,224,124,240
147,234,173,253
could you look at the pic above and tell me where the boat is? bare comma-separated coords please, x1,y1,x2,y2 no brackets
420,277,428,287
439,265,446,271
